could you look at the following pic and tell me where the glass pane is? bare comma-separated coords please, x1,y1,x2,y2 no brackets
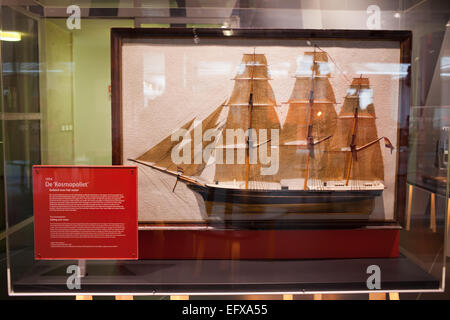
2,1,448,297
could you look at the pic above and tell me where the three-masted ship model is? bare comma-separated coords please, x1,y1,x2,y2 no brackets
130,49,394,216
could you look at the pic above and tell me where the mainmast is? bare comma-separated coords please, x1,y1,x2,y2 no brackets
279,49,337,190
303,47,318,190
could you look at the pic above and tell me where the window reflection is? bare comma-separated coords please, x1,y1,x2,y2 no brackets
143,53,165,102
441,56,450,77
353,62,409,78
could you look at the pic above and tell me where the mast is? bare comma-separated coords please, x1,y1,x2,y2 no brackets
325,76,393,187
279,49,337,190
303,47,318,190
213,53,280,189
245,49,256,189
345,74,363,186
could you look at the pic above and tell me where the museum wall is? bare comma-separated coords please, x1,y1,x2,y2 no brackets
40,19,133,166
40,20,74,165
71,19,133,165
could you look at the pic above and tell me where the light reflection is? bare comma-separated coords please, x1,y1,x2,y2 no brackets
359,88,373,110
441,57,450,67
0,31,21,41
1,62,65,74
346,88,373,109
237,63,246,75
198,61,232,76
296,54,333,76
296,54,313,75
269,62,290,77
144,53,165,102
347,88,357,96
318,62,332,75
222,29,234,37
353,62,409,78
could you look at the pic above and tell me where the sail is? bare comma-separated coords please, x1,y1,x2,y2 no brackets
279,51,337,188
136,104,225,178
287,77,336,104
177,103,226,177
214,53,281,187
227,81,277,107
136,118,195,168
325,77,384,184
227,54,277,107
233,53,272,80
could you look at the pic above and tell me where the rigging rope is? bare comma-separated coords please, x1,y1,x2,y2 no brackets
312,43,353,85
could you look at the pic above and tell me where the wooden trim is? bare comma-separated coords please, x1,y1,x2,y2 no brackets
111,29,123,165
406,184,413,231
430,192,436,232
389,292,400,300
170,295,189,300
369,292,386,300
115,295,134,300
110,28,412,42
110,28,412,227
395,32,412,228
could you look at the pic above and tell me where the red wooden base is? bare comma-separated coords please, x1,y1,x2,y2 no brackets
138,228,399,259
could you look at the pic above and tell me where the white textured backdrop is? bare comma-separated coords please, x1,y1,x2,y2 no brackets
122,40,400,223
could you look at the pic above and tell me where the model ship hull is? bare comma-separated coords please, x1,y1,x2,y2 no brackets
188,184,382,215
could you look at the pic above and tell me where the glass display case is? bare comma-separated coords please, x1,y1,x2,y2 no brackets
1,0,449,298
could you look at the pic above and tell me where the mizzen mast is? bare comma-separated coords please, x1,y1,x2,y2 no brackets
325,76,394,189
245,49,256,190
345,74,363,186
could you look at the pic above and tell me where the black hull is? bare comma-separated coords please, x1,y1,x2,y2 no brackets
187,184,382,215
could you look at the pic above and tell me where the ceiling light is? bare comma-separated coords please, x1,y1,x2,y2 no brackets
0,31,21,41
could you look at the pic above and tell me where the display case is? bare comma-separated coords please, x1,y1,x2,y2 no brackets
2,1,449,298
112,28,409,261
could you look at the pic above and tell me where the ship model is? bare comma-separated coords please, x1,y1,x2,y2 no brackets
130,49,394,216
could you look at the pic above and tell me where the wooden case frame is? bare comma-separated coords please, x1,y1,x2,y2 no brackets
111,28,412,229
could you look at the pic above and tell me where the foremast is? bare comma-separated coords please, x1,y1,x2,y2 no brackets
213,53,280,189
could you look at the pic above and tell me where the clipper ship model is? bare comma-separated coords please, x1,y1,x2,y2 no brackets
130,50,394,215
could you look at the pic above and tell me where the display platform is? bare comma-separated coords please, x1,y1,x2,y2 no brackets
138,228,400,259
12,255,438,295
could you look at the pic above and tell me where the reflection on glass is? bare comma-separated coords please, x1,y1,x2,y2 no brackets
441,56,450,77
353,62,409,78
197,61,232,76
0,30,21,42
144,53,165,103
1,7,40,226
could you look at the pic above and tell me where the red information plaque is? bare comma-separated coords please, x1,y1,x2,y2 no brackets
33,166,138,260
